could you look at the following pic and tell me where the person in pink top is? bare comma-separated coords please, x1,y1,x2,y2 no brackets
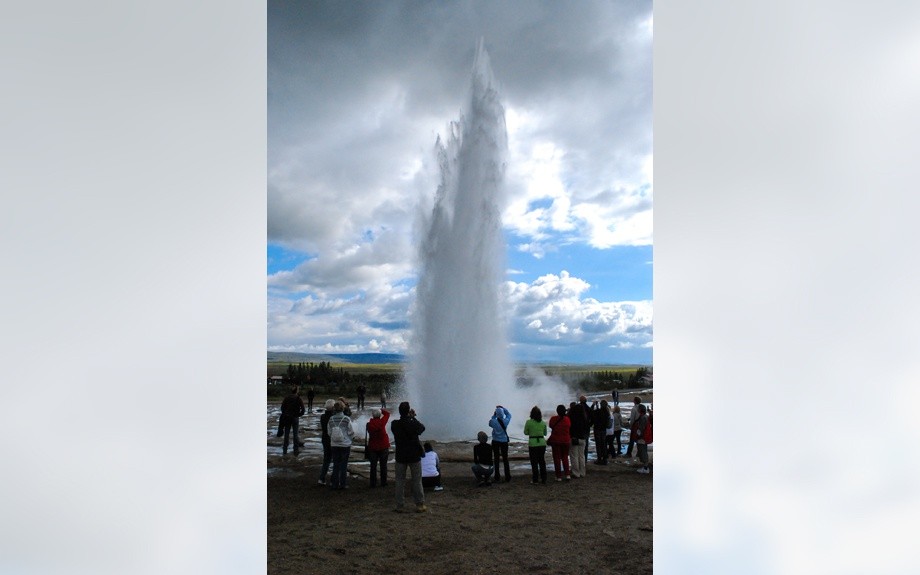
365,408,391,488
548,404,572,481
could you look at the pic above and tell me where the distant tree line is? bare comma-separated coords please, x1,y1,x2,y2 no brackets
536,366,653,392
267,362,398,398
268,362,651,398
590,366,651,389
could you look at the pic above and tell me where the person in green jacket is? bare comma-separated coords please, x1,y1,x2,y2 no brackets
523,406,548,484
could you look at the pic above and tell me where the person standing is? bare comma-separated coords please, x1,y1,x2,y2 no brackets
568,400,589,478
327,400,355,490
356,384,366,411
420,442,444,491
306,387,315,413
365,407,391,488
577,395,592,465
489,405,512,482
548,404,572,481
318,399,335,485
624,396,643,458
613,388,619,407
471,431,494,486
391,401,427,513
609,404,624,457
633,403,651,474
591,399,611,465
279,386,305,456
380,387,388,410
523,406,548,484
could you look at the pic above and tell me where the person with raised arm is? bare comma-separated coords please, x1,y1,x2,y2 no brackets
391,401,427,513
489,405,512,483
365,407,391,488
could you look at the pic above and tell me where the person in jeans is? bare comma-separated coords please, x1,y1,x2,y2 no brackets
328,400,355,489
489,405,512,482
365,408,391,488
390,401,427,513
523,405,548,484
317,399,335,485
471,431,494,486
279,385,305,456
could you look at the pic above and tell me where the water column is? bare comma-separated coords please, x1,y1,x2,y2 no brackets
405,42,516,440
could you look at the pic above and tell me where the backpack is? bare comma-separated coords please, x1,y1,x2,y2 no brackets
643,414,652,444
329,418,347,443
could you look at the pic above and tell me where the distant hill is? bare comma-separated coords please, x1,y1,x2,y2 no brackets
267,351,406,364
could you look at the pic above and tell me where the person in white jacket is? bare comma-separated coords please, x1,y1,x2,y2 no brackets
328,400,355,490
420,442,443,491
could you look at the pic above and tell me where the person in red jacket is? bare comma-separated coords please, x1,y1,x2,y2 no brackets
365,408,391,488
548,404,572,481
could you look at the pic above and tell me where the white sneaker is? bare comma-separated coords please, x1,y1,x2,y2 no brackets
434,485,444,492
637,467,650,474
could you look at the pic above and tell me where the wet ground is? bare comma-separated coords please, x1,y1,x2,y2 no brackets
266,391,653,477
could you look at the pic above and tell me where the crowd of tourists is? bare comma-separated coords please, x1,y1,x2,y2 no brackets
276,386,652,513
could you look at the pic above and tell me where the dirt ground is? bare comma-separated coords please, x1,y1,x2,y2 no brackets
267,397,652,575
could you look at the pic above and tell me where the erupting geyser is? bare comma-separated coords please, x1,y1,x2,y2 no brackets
405,41,521,440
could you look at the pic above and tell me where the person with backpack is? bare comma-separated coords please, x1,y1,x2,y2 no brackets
489,405,512,482
390,401,427,513
327,400,355,489
633,403,651,474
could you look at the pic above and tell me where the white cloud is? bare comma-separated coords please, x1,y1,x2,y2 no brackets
505,271,653,349
268,268,651,362
268,2,652,361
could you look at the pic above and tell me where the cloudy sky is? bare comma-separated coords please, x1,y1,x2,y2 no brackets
268,0,653,364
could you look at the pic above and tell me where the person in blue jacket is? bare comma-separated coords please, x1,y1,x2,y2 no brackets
489,405,512,482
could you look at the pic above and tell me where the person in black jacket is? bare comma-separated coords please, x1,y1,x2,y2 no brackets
390,401,427,513
590,399,612,465
568,400,590,478
317,399,335,485
471,431,494,486
279,386,305,456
